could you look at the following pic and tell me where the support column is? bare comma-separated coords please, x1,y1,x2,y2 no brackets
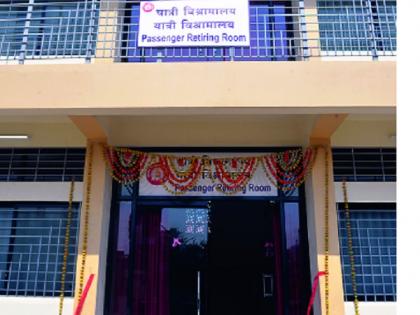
303,0,321,58
95,0,123,62
305,139,345,315
73,141,112,315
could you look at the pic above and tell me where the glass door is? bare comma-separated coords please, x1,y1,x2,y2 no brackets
207,200,282,315
130,200,282,315
132,205,209,315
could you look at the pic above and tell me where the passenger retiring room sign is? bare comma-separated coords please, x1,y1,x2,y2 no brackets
138,0,250,47
139,153,278,197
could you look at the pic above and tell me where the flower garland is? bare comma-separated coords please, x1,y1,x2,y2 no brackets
103,146,149,184
214,157,258,193
102,145,318,194
58,179,74,315
261,147,317,191
78,143,93,302
324,148,330,315
161,156,204,194
342,178,360,315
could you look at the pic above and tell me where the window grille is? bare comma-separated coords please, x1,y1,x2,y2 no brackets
332,148,396,182
317,0,396,56
0,203,80,297
0,0,98,62
0,148,86,182
337,203,396,302
0,0,398,62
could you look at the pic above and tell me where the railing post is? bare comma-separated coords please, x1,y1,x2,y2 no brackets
301,0,321,60
85,0,98,63
19,0,35,64
365,0,378,60
95,0,123,62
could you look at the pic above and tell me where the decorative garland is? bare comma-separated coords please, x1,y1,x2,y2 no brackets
261,148,317,191
78,143,93,302
342,179,360,315
102,145,318,194
324,148,330,315
58,179,75,315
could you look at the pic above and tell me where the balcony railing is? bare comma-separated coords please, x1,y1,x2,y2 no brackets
0,0,396,64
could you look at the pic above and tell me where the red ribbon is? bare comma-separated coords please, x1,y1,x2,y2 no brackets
306,271,327,315
74,274,95,315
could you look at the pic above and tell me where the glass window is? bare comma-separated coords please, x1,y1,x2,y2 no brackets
0,0,98,58
0,203,80,297
332,147,396,182
317,0,396,53
0,148,85,182
337,203,396,301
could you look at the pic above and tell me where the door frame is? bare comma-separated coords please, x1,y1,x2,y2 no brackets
104,147,312,315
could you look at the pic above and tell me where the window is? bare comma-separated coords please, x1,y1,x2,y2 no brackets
337,203,396,301
0,0,98,59
125,1,291,62
317,0,396,55
332,148,396,182
0,148,85,182
0,203,80,297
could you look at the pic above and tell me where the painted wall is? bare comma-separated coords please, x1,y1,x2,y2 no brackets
332,119,396,147
106,115,315,147
0,122,85,147
0,297,73,315
334,182,396,203
345,302,396,315
0,182,84,202
0,62,395,115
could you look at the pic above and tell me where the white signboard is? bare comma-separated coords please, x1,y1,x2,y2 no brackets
138,0,250,47
139,153,277,197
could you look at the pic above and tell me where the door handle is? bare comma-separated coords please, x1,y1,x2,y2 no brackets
262,273,274,297
197,271,201,315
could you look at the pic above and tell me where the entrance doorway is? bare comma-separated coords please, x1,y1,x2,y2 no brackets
105,186,312,315
131,200,281,315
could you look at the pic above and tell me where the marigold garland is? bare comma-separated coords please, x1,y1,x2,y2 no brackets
58,179,74,315
103,146,149,183
214,157,257,189
324,147,330,315
102,145,318,194
342,178,360,315
78,143,93,302
261,147,317,191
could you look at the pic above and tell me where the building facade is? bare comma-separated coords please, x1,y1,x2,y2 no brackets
0,1,396,315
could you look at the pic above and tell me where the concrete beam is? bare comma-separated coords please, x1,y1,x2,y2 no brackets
0,62,396,115
69,116,108,143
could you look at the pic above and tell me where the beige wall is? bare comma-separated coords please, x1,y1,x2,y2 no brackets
0,297,73,315
334,182,396,203
0,62,395,115
332,119,396,147
305,146,345,315
0,122,85,147
0,182,83,201
73,142,111,315
106,115,315,147
345,302,396,315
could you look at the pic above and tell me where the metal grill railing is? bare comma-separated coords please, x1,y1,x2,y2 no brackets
0,148,86,182
332,148,396,182
317,0,396,56
0,0,98,63
337,203,396,301
0,203,80,297
0,0,396,63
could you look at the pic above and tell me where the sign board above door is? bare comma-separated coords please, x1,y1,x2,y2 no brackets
138,0,250,47
139,153,278,197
